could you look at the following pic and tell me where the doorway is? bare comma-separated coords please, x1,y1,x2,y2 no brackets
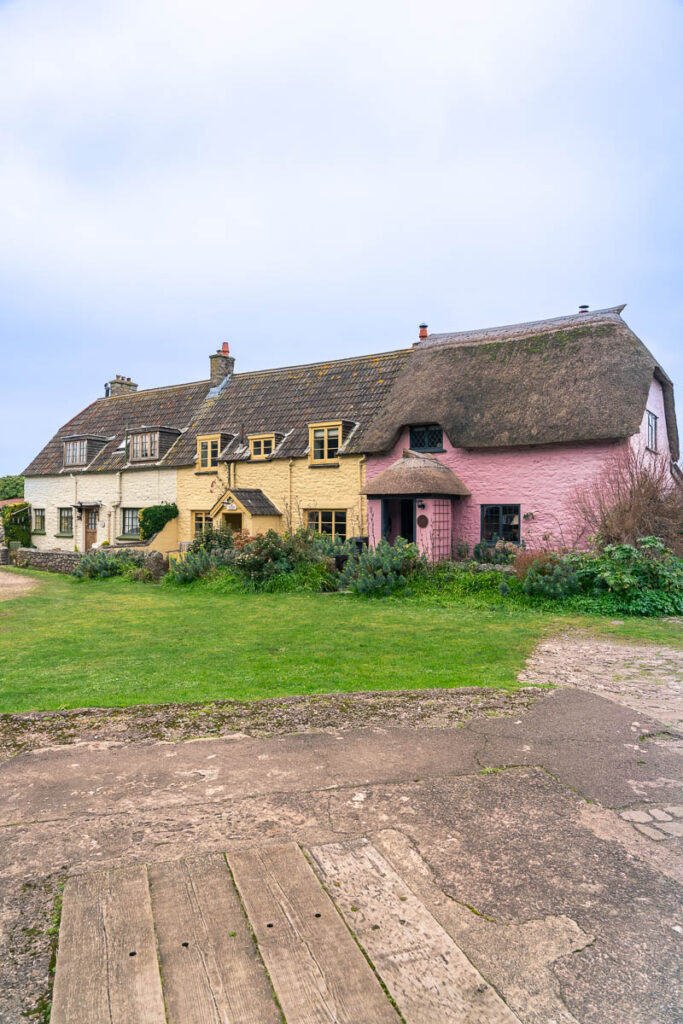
399,499,415,543
222,512,243,533
381,499,415,544
84,508,98,550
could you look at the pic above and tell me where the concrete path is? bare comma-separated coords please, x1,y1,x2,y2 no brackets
1,682,682,1023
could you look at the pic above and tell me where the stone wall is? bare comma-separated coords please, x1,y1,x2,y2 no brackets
14,548,82,574
0,548,9,565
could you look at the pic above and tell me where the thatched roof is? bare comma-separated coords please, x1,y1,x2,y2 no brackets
362,450,471,497
358,306,679,461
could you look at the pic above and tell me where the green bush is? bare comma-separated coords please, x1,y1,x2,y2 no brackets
165,546,236,584
187,526,236,553
73,549,147,579
341,537,424,595
473,538,518,564
567,537,683,616
1,501,31,547
0,475,24,500
522,558,580,599
139,503,178,542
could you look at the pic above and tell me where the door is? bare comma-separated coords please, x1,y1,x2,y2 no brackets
399,499,415,543
84,508,98,550
222,512,243,533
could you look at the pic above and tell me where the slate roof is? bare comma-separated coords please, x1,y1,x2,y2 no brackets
360,306,680,461
23,381,212,476
230,489,281,516
169,350,411,466
362,450,471,497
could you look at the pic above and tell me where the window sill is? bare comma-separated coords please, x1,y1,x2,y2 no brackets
54,532,73,538
309,461,340,468
195,470,218,475
116,534,142,541
411,448,445,454
32,530,46,536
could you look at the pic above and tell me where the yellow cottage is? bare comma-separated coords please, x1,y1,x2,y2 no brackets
174,344,411,545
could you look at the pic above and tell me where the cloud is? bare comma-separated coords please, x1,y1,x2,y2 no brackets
0,0,681,470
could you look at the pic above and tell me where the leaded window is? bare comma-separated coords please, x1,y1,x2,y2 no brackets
122,508,141,536
130,432,158,461
59,507,73,534
64,440,87,465
647,410,658,452
481,504,520,544
409,425,443,452
307,509,347,540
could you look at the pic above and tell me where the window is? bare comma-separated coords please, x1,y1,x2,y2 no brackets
309,422,341,463
33,508,45,532
249,434,275,459
58,507,73,534
64,440,88,466
409,425,443,452
307,509,347,540
193,511,212,536
197,435,220,470
122,508,141,536
130,432,158,461
647,410,658,452
481,504,520,544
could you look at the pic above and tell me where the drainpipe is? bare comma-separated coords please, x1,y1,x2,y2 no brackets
111,471,122,541
358,456,366,537
288,459,294,531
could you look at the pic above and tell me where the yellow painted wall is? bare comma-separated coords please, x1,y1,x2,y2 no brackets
175,455,367,543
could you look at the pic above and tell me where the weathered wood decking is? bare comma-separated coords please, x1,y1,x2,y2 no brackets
51,841,521,1024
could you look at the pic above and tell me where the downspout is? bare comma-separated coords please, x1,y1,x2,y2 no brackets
111,471,122,543
288,459,294,531
358,455,366,537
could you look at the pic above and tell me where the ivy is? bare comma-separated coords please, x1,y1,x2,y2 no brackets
138,502,178,541
1,501,31,547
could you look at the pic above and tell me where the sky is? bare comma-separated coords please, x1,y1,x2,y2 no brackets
1,0,682,474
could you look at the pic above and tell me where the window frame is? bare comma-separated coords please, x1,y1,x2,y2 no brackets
646,410,658,452
33,508,45,532
249,433,276,460
193,511,212,537
306,508,347,540
58,507,73,535
480,504,521,545
129,431,159,462
121,507,141,537
64,440,88,466
409,424,444,453
197,434,221,470
308,421,342,463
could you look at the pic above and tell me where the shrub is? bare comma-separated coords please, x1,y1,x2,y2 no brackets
73,549,147,579
522,557,580,599
0,475,23,500
567,536,683,615
473,538,518,564
139,503,178,541
187,526,237,554
571,446,683,554
1,502,31,547
165,546,236,584
341,537,424,595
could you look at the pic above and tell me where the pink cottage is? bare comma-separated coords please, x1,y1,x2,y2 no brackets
360,305,680,558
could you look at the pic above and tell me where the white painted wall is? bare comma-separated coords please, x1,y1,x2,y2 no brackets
24,468,177,551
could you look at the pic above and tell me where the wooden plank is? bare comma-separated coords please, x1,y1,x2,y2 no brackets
50,865,166,1024
148,853,281,1024
310,839,522,1024
228,842,399,1024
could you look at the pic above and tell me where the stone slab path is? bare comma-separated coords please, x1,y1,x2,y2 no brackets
52,841,519,1024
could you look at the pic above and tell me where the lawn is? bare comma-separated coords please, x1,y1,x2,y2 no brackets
0,569,680,713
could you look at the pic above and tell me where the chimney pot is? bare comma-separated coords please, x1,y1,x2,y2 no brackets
419,323,428,340
579,304,589,313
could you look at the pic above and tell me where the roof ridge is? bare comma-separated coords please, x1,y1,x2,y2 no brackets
228,347,412,380
100,378,211,400
421,305,627,349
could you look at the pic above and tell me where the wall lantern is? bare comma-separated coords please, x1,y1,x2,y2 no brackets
416,500,426,509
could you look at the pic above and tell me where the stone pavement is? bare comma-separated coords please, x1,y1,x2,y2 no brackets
1,677,682,1023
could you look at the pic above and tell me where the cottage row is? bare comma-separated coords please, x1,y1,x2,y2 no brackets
23,305,679,560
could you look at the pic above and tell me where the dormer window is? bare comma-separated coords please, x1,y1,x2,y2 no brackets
197,434,221,470
646,410,658,452
249,434,276,460
409,425,443,452
130,431,159,461
64,440,87,466
309,422,341,463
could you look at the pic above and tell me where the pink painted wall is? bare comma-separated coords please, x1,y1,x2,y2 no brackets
366,373,672,555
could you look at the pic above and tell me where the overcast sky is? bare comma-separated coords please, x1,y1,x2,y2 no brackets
1,0,681,474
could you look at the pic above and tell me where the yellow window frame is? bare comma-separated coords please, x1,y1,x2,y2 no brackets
308,421,342,463
306,509,347,540
197,434,221,470
192,510,212,536
249,433,276,460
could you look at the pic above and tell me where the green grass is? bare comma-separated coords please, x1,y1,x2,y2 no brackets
0,569,680,714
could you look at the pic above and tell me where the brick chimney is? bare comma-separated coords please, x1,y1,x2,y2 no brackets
105,375,138,397
210,342,235,385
